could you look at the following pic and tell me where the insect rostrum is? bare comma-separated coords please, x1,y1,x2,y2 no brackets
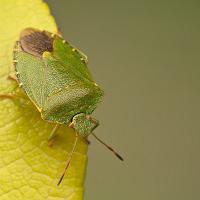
12,28,123,185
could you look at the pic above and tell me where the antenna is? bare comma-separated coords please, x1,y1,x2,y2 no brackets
92,133,124,161
57,133,79,185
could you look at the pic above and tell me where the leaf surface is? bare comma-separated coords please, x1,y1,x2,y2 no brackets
0,1,87,199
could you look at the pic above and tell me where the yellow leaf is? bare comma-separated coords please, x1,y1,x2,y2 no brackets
0,0,88,199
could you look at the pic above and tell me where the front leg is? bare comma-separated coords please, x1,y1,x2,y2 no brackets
48,124,61,147
84,137,91,145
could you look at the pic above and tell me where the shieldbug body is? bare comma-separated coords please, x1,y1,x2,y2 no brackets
0,28,123,184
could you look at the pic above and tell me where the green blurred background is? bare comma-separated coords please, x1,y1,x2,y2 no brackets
46,1,200,199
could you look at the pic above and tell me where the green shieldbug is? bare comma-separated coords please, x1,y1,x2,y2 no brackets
0,28,123,185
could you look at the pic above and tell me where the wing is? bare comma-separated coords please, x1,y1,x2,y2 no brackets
52,36,93,82
14,43,48,110
18,28,93,83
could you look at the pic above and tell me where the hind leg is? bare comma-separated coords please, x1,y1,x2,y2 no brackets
0,72,22,100
0,90,25,100
8,74,18,82
0,73,19,100
0,94,17,99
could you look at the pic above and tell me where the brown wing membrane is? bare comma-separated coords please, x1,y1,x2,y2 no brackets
20,28,53,57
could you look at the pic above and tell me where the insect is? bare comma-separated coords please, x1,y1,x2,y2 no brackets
0,28,123,185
